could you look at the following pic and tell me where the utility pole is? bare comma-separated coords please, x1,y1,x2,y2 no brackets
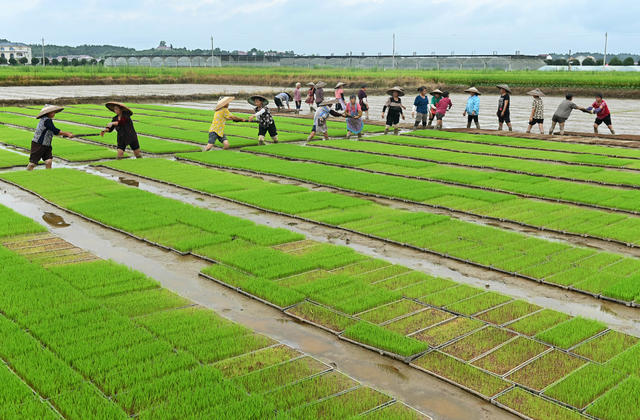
392,33,396,69
603,32,608,67
42,38,45,66
211,36,214,67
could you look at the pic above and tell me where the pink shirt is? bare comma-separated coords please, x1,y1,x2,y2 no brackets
293,88,302,101
334,88,344,99
592,100,610,119
435,97,452,115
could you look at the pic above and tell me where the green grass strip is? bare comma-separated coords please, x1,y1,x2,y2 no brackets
343,321,428,357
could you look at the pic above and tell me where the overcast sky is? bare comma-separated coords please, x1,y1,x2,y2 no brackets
2,0,639,55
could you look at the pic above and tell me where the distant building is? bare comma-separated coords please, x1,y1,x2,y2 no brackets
56,55,95,62
0,42,32,62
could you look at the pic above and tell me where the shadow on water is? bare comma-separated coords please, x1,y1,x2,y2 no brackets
42,212,70,228
118,177,139,187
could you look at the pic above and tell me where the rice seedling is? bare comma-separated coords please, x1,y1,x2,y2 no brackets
605,343,640,376
505,309,571,336
535,317,607,349
0,363,60,419
506,350,587,392
585,375,640,420
0,147,28,168
472,336,549,375
285,385,392,419
445,291,512,316
384,308,454,336
286,301,357,332
412,317,484,347
544,363,627,410
496,387,587,420
361,402,429,420
342,321,428,357
572,330,639,363
420,284,485,307
412,351,510,397
211,344,301,378
441,327,515,361
358,299,424,324
478,300,542,325
232,356,329,394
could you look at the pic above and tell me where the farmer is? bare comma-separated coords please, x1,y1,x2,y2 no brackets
382,86,406,135
358,84,369,120
526,89,545,134
314,81,326,108
308,99,342,141
463,87,481,129
588,93,615,135
496,84,513,131
412,86,430,129
101,102,142,159
27,105,74,171
344,95,364,139
549,93,587,135
274,92,292,111
434,91,452,130
247,95,278,145
334,82,346,111
205,96,247,151
427,89,443,128
293,82,302,114
305,82,316,112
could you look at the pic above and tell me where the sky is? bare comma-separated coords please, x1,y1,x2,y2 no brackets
1,0,639,55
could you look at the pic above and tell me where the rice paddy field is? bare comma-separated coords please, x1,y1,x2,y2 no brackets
2,101,640,420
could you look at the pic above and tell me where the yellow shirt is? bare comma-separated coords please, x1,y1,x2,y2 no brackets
209,108,233,135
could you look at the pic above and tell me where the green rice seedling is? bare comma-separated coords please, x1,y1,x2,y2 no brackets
0,363,60,419
535,317,607,349
285,385,392,419
605,343,640,376
600,275,640,302
358,299,424,324
412,317,484,347
505,309,571,336
277,270,331,288
50,385,129,420
478,300,542,325
384,308,454,336
506,350,587,392
263,370,358,412
572,330,639,363
442,327,515,361
472,336,549,375
0,147,27,168
412,351,510,397
0,205,46,238
496,387,587,420
445,292,512,316
544,363,626,409
420,284,484,307
354,264,411,283
398,277,457,298
286,301,357,332
360,402,429,420
375,271,437,291
342,321,428,357
329,257,390,276
211,344,301,378
586,375,640,420
102,288,191,317
232,356,329,394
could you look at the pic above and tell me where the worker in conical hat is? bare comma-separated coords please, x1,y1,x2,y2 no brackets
28,105,74,171
205,97,247,151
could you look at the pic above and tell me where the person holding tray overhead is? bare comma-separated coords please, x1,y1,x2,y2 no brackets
247,95,279,145
28,105,74,171
101,102,142,159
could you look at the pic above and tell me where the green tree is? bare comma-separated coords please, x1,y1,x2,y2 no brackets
568,58,580,66
582,57,596,66
18,57,28,65
51,58,59,65
0,56,7,65
61,57,69,66
71,58,79,66
622,57,635,65
9,57,17,65
31,57,40,65
608,56,623,66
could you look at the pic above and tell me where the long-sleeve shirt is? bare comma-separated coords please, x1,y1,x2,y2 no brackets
32,117,60,146
465,95,480,115
107,114,138,145
435,97,452,115
275,92,290,107
334,88,344,100
413,95,430,114
591,100,610,119
315,88,324,104
293,88,302,102
253,106,275,128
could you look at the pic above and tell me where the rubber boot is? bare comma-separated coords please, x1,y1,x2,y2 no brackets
393,127,399,135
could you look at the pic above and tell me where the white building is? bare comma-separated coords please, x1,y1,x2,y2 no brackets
0,42,32,62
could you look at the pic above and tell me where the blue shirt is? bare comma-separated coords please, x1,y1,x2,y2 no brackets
465,95,480,115
414,95,430,114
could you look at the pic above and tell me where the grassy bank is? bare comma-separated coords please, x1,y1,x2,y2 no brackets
2,66,640,92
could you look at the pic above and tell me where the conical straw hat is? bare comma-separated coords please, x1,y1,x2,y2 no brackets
36,104,64,119
215,96,235,111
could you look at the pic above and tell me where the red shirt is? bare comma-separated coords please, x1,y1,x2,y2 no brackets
592,100,610,119
436,97,452,115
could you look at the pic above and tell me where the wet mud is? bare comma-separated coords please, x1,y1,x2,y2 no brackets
42,212,70,228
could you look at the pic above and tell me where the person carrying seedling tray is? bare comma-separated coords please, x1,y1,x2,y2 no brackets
247,95,278,145
382,86,406,135
587,93,616,136
27,105,74,171
308,99,342,141
205,96,247,151
549,93,587,136
100,102,142,159
344,95,364,139
427,89,443,128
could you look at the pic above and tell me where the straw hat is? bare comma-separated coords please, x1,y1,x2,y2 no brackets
215,96,235,111
315,81,327,88
306,82,315,87
335,82,346,89
464,87,481,95
527,88,545,97
248,95,269,106
319,99,338,107
496,84,512,93
430,88,443,95
387,86,405,96
36,105,64,119
105,102,133,115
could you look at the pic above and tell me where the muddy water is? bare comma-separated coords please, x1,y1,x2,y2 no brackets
41,212,70,228
0,183,515,420
118,177,139,187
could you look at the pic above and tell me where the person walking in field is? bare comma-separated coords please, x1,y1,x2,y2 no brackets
548,93,587,135
588,93,616,135
314,81,326,109
344,95,364,139
204,96,247,151
305,82,316,112
427,89,443,128
382,86,406,135
496,84,513,131
274,92,292,111
308,99,342,141
526,89,545,134
101,102,142,159
247,95,278,145
358,85,369,120
27,105,74,170
434,91,452,130
463,87,481,129
412,86,430,129
293,83,302,114
334,82,346,111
